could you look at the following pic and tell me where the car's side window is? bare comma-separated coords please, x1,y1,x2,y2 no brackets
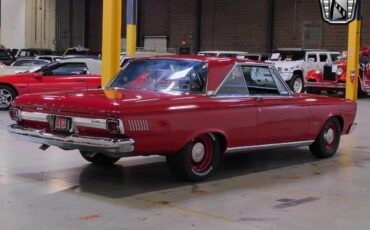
307,54,317,62
319,54,329,62
217,66,249,96
48,63,89,76
241,66,280,96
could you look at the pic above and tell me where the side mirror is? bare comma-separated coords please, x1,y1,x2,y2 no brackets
308,58,315,63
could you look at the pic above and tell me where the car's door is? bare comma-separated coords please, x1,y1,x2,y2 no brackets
27,63,90,94
305,52,319,73
241,65,310,145
212,65,258,148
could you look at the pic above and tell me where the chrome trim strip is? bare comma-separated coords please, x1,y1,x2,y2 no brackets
73,117,107,129
7,124,134,157
305,83,346,89
20,111,48,122
225,140,315,154
348,123,357,134
17,111,124,134
128,120,149,132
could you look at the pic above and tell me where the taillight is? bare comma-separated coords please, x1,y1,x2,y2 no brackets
9,108,22,122
106,118,123,134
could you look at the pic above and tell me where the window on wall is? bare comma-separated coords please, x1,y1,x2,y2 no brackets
303,25,322,47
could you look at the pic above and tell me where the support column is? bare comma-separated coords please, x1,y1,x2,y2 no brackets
345,0,363,101
126,0,137,56
102,0,122,86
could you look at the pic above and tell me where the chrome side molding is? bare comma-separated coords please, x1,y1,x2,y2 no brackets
225,140,315,154
17,111,124,134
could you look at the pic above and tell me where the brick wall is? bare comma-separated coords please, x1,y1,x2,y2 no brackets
85,0,370,53
273,0,347,51
201,0,269,53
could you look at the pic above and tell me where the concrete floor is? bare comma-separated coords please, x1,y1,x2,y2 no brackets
0,98,369,230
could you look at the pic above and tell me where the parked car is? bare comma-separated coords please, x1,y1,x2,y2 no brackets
0,58,102,110
12,48,52,59
198,51,249,58
268,48,341,93
63,46,100,59
7,56,357,181
11,58,50,67
0,57,49,77
241,53,271,62
36,55,62,62
306,47,370,95
0,49,15,66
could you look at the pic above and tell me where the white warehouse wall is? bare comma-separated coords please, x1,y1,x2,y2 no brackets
1,0,26,48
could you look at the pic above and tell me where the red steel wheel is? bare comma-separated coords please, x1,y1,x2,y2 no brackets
166,133,220,181
310,118,341,159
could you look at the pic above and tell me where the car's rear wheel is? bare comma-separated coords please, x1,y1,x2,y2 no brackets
289,76,304,93
166,133,220,181
0,85,17,110
80,151,120,165
309,118,341,159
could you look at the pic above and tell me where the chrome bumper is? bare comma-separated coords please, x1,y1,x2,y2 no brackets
305,82,346,89
7,124,135,157
348,123,358,134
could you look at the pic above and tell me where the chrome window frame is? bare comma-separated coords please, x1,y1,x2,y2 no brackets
212,63,293,98
106,58,209,95
213,65,250,98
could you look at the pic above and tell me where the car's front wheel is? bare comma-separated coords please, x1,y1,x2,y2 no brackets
309,118,341,159
0,85,17,110
166,133,220,181
80,151,120,165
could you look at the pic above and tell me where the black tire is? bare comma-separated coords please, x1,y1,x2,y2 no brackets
0,85,17,110
289,75,305,93
309,118,341,159
166,133,220,182
80,151,120,166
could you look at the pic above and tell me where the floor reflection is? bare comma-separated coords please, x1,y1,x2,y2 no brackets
76,147,318,199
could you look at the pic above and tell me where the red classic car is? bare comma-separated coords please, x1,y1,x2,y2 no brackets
306,60,370,95
7,56,357,181
0,59,102,110
305,47,370,95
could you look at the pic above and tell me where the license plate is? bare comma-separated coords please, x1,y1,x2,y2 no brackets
52,116,72,132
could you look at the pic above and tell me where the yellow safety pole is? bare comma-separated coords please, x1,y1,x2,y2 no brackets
102,0,122,86
345,0,362,101
126,0,137,56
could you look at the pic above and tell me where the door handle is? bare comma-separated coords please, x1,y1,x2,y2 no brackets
254,97,263,102
77,79,85,83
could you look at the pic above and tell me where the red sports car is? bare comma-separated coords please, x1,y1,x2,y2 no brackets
8,56,357,181
0,59,101,110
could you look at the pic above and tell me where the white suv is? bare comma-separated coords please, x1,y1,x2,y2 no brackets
268,49,340,93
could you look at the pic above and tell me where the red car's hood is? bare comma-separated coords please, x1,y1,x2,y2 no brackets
13,88,198,117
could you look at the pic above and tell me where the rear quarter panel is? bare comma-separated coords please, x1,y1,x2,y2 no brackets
307,97,356,139
118,96,258,155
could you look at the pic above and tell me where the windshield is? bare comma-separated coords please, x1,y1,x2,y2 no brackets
29,62,59,73
110,59,208,94
270,50,305,61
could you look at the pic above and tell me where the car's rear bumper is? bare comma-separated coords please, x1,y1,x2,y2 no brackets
7,124,135,157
